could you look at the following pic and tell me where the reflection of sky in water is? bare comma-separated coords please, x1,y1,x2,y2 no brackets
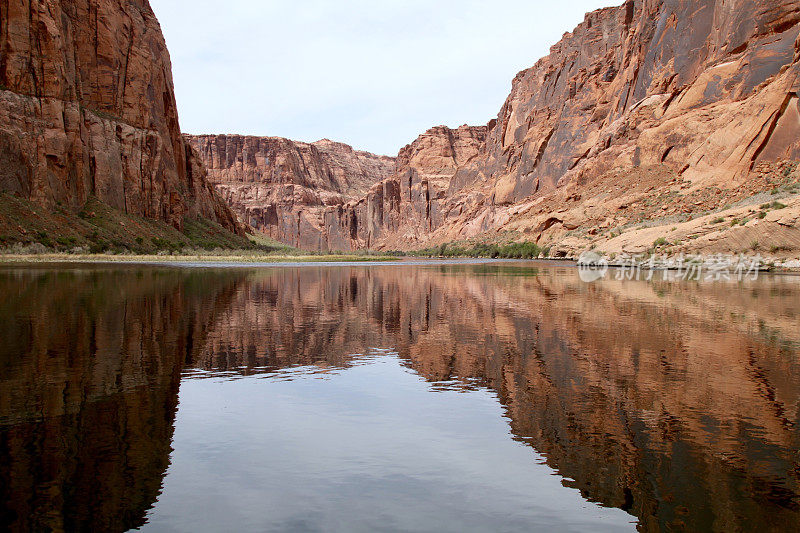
147,352,635,532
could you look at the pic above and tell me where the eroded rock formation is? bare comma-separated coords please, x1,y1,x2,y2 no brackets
0,0,242,234
433,0,800,254
224,0,800,253
322,124,489,250
185,134,394,248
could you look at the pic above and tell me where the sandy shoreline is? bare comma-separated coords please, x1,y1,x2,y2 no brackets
1,254,799,275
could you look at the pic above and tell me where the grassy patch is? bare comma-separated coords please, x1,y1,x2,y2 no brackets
0,193,259,255
408,241,544,259
770,245,793,253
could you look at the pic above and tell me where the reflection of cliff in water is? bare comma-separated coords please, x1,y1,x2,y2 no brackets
0,267,246,532
1,264,799,531
187,265,800,530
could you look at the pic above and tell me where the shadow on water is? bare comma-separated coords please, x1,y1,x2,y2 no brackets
1,263,799,531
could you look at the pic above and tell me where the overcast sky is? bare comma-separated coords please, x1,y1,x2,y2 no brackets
151,0,618,156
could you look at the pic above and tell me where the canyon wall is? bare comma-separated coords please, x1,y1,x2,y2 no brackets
322,124,489,250
433,0,800,250
188,125,487,251
217,0,798,252
185,134,394,249
0,0,242,234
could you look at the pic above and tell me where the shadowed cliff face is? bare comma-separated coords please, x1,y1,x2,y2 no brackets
0,267,247,532
182,265,800,531
0,0,242,233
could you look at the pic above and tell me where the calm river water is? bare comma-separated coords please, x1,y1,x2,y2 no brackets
1,261,799,532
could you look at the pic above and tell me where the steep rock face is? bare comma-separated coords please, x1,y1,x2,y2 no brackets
461,0,800,200
186,134,394,249
0,0,242,233
326,0,800,252
323,125,489,250
440,0,800,249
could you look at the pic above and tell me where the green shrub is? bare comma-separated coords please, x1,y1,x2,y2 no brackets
55,236,77,246
89,242,109,254
410,240,542,259
770,245,791,253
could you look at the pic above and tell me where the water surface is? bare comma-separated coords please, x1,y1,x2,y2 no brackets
1,262,799,532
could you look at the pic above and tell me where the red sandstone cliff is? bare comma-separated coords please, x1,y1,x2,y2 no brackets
322,125,489,250
0,0,242,234
185,134,395,249
435,0,800,254
306,0,800,253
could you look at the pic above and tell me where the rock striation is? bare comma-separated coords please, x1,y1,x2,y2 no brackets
0,0,242,234
432,0,800,251
322,125,489,250
185,134,395,249
221,0,800,253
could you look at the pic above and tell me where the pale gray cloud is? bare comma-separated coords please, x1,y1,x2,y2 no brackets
151,0,619,155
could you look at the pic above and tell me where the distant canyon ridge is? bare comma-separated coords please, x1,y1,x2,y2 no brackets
2,0,800,257
184,125,487,250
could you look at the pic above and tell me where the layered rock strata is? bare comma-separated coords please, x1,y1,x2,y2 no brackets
204,0,800,253
185,134,395,249
0,0,242,233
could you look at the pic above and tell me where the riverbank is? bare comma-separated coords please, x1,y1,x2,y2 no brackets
0,253,398,264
